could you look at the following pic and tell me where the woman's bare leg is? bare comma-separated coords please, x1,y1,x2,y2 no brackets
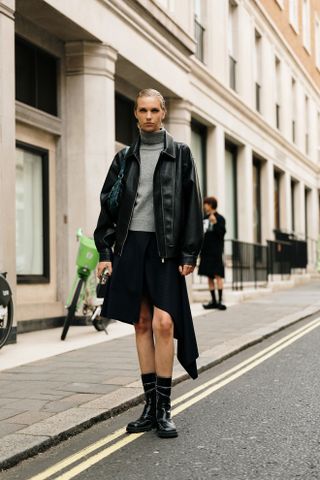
134,298,155,374
152,307,174,377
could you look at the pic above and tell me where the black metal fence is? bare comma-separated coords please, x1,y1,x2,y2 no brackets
226,237,308,290
226,240,268,290
267,239,308,278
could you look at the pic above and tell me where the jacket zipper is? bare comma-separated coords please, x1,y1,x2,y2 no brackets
119,160,140,256
158,154,167,263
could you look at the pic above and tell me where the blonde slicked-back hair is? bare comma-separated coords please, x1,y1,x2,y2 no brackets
135,89,167,112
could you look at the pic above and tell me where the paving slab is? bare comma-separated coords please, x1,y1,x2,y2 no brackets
0,280,320,469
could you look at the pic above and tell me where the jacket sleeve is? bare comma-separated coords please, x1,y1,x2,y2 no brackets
93,152,122,262
212,215,226,238
181,145,204,266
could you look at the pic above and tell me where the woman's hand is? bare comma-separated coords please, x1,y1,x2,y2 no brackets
97,261,112,279
179,265,195,276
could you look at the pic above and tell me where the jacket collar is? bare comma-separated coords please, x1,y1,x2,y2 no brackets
125,130,176,161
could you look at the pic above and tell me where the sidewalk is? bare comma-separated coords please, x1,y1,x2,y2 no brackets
1,281,320,469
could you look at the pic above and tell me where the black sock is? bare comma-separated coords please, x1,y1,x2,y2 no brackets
210,289,217,304
157,376,172,403
218,289,223,303
141,373,156,395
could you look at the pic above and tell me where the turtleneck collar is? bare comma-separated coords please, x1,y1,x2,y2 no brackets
140,129,165,145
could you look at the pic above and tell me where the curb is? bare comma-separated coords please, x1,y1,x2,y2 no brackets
1,303,320,471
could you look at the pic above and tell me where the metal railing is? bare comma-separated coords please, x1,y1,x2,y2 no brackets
194,18,205,62
267,238,308,279
226,240,268,290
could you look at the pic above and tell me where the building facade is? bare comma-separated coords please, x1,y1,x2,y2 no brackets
0,0,319,337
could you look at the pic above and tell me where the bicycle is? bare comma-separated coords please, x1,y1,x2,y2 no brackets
0,272,14,349
61,229,110,341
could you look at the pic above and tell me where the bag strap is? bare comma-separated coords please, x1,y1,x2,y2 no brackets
118,145,129,178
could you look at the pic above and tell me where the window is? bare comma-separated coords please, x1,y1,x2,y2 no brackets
289,0,299,32
315,16,320,69
318,112,320,163
274,171,281,230
302,0,310,51
225,143,238,240
191,121,207,196
275,57,281,130
194,0,205,61
291,180,296,232
305,95,309,155
15,36,58,116
292,78,297,143
254,30,262,113
228,1,238,91
157,0,174,11
305,188,310,238
115,93,137,146
16,143,50,283
253,159,262,244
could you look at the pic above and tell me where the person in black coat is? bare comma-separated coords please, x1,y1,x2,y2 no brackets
198,196,227,310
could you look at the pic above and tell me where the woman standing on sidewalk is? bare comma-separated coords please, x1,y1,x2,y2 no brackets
94,89,203,438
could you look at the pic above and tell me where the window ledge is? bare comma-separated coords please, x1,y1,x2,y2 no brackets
108,0,196,56
15,102,62,135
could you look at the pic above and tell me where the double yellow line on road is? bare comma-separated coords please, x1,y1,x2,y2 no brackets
28,316,320,480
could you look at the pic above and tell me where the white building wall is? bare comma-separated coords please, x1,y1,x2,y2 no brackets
2,0,320,327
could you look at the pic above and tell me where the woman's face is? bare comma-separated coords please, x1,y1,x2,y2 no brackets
204,203,214,215
135,96,166,133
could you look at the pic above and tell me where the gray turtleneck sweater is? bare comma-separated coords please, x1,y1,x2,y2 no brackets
129,129,165,232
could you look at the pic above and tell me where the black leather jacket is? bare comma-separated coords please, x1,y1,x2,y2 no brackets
94,131,203,266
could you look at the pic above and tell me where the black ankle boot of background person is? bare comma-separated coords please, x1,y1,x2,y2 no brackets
126,373,157,433
202,289,218,309
156,376,178,438
217,289,227,310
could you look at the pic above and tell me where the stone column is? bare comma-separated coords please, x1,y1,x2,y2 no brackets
165,99,195,299
294,181,305,239
260,36,275,126
261,160,274,243
237,145,253,242
206,125,225,214
236,3,254,108
0,1,16,338
280,171,292,232
166,98,191,145
65,41,117,281
307,188,320,269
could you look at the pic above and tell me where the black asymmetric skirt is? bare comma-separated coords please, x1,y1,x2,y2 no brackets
101,231,199,379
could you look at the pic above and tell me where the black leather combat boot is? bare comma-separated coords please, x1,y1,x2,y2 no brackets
126,373,157,433
156,376,178,438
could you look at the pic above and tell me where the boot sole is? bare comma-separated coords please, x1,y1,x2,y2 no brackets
156,430,178,438
126,424,157,434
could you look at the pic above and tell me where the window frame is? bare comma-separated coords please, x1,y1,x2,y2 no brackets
225,141,238,240
15,35,58,117
16,141,50,284
302,0,311,52
191,120,207,197
289,0,299,33
315,15,320,70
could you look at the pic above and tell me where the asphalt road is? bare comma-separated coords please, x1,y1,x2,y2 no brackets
2,314,320,480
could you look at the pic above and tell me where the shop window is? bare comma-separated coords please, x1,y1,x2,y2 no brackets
16,142,50,283
115,93,137,146
15,36,58,116
225,143,238,240
253,159,262,243
191,121,207,196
